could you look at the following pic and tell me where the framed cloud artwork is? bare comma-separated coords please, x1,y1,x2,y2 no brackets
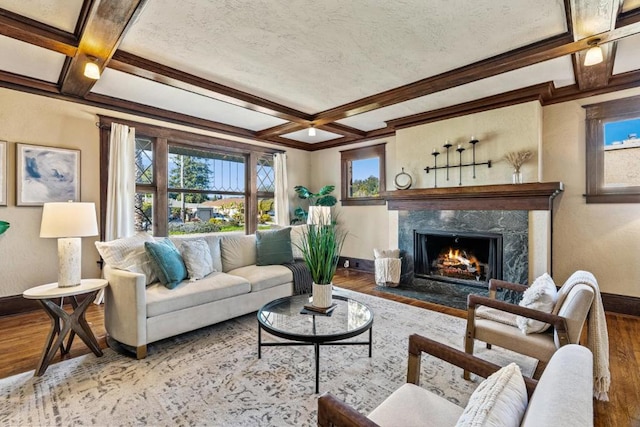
0,141,6,206
16,143,80,206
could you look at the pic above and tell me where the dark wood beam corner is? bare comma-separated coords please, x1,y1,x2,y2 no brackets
60,0,148,97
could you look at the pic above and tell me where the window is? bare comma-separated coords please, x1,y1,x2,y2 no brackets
340,143,386,206
101,117,281,236
585,95,640,203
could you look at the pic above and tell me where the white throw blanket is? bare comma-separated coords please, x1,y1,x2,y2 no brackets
555,270,610,401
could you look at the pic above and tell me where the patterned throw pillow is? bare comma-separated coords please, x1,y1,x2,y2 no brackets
256,228,294,266
144,238,188,289
456,363,528,427
516,273,558,334
95,233,157,285
180,239,215,281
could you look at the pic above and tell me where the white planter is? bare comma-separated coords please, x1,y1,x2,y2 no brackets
312,283,333,308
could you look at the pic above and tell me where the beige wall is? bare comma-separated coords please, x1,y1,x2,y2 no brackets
0,88,310,298
308,137,396,261
542,87,640,296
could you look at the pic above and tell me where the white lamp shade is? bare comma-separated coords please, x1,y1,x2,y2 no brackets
84,61,101,79
584,46,603,66
40,202,99,238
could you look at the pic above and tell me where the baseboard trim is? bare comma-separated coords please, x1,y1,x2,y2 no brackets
338,256,374,273
601,292,640,317
0,293,93,317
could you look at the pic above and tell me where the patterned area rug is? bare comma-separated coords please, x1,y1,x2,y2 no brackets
0,289,536,426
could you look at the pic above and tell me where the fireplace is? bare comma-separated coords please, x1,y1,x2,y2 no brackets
414,230,503,287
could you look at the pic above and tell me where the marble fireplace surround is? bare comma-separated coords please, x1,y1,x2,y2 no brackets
383,182,563,287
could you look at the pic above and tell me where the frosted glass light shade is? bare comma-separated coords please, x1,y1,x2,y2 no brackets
40,202,98,238
584,46,603,66
308,127,316,137
84,61,100,79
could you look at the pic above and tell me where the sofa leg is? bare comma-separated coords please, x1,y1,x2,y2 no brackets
136,345,147,359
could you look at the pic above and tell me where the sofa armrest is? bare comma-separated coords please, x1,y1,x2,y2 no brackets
103,265,148,349
467,294,570,347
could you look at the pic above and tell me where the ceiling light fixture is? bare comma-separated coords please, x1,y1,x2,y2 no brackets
584,39,603,67
84,57,101,80
308,126,316,137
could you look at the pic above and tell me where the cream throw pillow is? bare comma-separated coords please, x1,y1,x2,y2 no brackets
95,233,157,285
456,363,528,427
180,239,215,281
220,234,257,272
516,273,558,334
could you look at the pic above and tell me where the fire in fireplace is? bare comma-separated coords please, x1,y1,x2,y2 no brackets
414,230,503,286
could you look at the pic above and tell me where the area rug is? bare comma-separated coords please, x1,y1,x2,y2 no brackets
0,289,536,426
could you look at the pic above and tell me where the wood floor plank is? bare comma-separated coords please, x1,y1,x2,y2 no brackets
0,268,638,426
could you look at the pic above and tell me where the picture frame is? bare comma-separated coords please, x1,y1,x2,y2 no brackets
0,141,6,206
16,143,80,206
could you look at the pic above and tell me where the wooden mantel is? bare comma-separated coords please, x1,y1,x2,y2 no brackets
381,182,563,211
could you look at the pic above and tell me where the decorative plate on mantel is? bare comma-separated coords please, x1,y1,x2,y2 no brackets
394,168,412,190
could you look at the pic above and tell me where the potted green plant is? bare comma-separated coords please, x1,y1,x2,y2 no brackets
293,185,337,224
297,214,346,308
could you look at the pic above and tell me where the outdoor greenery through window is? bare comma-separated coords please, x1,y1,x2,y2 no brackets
103,118,280,237
340,143,386,206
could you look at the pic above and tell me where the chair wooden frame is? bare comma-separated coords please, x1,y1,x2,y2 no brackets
463,279,571,380
317,334,538,427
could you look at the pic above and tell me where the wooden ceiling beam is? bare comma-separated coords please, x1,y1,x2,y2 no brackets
317,122,366,138
60,0,148,97
569,0,621,91
0,8,78,56
109,51,313,124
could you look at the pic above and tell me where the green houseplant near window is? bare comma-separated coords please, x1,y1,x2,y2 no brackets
293,185,337,224
297,214,346,308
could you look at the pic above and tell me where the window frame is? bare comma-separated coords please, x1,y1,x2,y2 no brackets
99,116,281,238
585,95,640,203
340,143,386,206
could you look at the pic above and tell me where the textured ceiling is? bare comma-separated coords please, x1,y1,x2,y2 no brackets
119,0,567,113
1,0,640,146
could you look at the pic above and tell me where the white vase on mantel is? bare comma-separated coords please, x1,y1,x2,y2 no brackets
312,283,333,308
512,169,523,184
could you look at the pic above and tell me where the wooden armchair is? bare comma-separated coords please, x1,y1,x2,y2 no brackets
464,277,594,380
317,334,538,427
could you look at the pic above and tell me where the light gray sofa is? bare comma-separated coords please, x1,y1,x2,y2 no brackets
103,233,294,359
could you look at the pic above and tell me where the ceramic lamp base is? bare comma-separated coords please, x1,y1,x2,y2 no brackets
57,237,82,287
312,283,333,308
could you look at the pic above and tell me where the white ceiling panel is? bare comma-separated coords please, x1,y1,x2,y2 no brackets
613,34,640,75
91,69,288,131
281,128,343,144
0,0,84,33
337,56,576,131
0,35,65,83
120,0,567,114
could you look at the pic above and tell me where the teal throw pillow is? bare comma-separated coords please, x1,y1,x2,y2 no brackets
256,228,294,266
144,238,188,289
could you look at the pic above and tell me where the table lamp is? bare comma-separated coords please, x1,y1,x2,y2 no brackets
40,202,99,287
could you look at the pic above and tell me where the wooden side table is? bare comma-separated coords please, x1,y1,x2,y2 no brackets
23,279,108,376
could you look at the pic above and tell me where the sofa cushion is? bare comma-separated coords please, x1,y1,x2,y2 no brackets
146,272,251,317
516,273,558,334
145,239,188,289
220,234,257,272
227,264,293,292
256,228,294,266
170,234,223,273
95,233,157,285
368,383,463,427
179,239,215,280
456,362,528,427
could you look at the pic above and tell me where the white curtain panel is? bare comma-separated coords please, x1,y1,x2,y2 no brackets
105,123,136,240
274,153,290,226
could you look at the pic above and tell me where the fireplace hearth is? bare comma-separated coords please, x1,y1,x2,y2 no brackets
414,230,502,287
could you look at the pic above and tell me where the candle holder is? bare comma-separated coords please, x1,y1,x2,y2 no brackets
469,136,479,178
443,141,452,181
456,146,465,185
432,150,440,187
424,138,491,187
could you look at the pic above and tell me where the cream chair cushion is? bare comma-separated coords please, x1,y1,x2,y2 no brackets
516,273,558,334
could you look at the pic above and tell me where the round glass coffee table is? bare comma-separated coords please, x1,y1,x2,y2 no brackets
257,293,374,393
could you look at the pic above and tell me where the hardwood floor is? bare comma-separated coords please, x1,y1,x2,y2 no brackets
1,269,638,426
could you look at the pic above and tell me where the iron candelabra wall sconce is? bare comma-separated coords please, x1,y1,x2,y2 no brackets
424,137,491,186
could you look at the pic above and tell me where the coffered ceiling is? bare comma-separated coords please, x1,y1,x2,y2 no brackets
0,0,639,151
